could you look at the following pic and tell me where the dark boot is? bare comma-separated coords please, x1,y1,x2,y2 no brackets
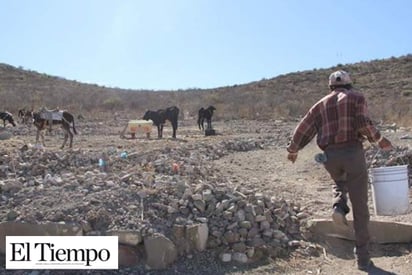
354,247,374,271
357,258,374,272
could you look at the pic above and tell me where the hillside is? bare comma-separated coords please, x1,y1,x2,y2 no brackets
1,57,412,274
1,54,412,124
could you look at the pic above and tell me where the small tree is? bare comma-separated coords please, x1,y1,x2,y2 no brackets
103,96,122,110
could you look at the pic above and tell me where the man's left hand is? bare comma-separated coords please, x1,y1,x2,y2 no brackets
287,152,298,163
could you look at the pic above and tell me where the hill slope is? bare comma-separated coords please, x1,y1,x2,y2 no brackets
1,54,412,124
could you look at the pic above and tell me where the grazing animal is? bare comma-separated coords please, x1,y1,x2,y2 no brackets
0,111,16,127
143,106,179,138
18,108,34,124
198,106,216,130
32,109,77,149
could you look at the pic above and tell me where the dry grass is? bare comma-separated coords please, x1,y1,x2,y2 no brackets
1,54,412,125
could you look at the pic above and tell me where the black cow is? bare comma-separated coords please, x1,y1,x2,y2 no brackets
0,111,16,127
198,106,216,130
33,109,77,149
143,106,179,138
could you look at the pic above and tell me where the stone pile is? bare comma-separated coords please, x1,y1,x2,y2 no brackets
3,133,410,269
0,128,12,140
0,135,307,266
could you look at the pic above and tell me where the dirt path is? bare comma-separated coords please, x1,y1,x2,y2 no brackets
213,130,412,275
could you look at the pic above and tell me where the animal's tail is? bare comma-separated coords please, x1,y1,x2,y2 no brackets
72,119,78,134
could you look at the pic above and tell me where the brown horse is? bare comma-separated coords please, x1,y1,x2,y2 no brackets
33,110,77,149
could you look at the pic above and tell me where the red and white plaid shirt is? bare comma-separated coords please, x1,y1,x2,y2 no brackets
287,88,381,153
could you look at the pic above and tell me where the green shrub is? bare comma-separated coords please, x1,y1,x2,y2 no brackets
103,96,122,110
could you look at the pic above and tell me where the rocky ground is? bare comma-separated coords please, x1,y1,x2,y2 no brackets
1,118,412,275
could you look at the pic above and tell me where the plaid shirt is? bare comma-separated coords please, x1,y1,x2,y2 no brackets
287,88,381,153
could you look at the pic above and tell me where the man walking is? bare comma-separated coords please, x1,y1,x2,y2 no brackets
286,70,393,271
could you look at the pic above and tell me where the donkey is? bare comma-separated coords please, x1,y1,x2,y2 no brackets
198,106,216,130
0,111,16,127
33,109,77,149
18,108,34,124
143,106,179,138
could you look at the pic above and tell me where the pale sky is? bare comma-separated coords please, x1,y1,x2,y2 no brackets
1,0,411,90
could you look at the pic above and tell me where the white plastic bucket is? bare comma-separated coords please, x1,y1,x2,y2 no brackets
370,165,410,216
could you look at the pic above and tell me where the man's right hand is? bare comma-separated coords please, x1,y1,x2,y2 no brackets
378,137,393,151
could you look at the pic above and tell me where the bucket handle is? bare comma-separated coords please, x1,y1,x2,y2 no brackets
369,145,406,169
368,148,381,169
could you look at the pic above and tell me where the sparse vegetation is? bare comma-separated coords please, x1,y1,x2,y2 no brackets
103,96,122,110
1,54,412,125
402,90,412,97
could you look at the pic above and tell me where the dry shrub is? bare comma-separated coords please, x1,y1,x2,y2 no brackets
1,54,412,127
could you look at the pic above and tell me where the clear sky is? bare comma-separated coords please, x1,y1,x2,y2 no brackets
1,0,411,91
